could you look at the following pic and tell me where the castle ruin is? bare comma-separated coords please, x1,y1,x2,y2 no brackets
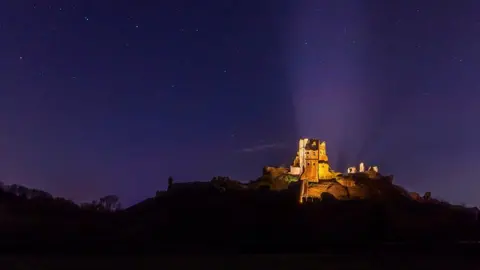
287,138,387,203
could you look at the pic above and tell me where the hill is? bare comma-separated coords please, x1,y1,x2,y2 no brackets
0,176,478,255
125,177,479,252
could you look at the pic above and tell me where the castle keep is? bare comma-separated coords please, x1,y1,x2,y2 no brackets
286,138,387,203
290,138,334,181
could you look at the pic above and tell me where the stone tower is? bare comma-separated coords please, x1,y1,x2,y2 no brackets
299,138,320,182
296,138,334,182
317,141,332,180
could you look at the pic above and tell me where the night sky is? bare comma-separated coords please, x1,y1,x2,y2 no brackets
1,1,479,206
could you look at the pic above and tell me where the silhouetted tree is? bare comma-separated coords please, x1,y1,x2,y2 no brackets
99,195,121,211
80,200,103,211
1,183,53,199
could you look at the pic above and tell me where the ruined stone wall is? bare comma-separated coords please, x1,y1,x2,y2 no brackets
263,166,288,178
318,141,328,162
337,178,356,187
304,182,349,200
299,138,321,182
318,163,333,180
301,160,319,182
289,166,301,175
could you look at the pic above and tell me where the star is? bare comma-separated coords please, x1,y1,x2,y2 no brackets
223,69,227,73
135,25,139,28
84,17,89,21
19,56,23,60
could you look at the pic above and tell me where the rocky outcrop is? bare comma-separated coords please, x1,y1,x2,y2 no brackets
305,182,349,200
298,173,414,202
410,192,422,201
263,166,289,178
346,186,371,200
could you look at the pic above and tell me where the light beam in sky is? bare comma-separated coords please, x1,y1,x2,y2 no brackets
285,1,480,206
287,2,378,171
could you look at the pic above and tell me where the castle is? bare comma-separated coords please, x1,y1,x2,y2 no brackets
166,137,435,204
286,138,389,203
167,137,401,203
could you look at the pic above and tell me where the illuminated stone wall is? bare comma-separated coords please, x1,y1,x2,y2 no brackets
304,182,349,200
318,162,333,180
288,138,389,202
337,178,356,187
299,138,321,182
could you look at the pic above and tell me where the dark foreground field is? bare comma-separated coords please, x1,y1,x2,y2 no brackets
0,253,479,270
1,181,480,269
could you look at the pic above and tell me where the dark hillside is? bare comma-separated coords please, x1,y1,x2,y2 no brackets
0,178,478,255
